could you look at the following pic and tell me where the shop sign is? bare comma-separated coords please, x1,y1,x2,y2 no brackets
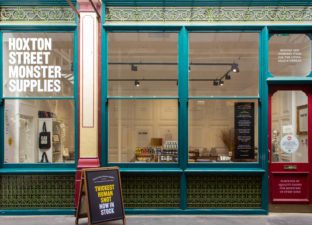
280,135,299,154
7,38,63,93
234,102,255,160
76,167,125,225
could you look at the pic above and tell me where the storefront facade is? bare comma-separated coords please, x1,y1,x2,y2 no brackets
0,0,311,215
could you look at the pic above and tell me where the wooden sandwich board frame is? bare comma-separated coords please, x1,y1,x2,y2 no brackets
75,167,126,225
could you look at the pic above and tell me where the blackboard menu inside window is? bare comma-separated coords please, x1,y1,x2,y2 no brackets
234,102,255,160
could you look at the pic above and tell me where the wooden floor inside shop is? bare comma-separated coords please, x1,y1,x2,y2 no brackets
270,204,312,213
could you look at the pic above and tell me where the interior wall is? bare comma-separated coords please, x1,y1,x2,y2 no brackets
108,100,178,162
4,100,74,163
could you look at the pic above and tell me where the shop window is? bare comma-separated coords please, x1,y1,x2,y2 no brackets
189,33,259,96
269,34,311,76
2,32,75,164
271,91,308,163
188,100,258,163
108,33,178,97
4,100,75,163
108,100,178,163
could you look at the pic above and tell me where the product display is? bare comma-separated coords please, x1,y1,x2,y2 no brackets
52,121,64,162
39,122,51,150
134,140,178,163
189,146,258,162
189,149,200,162
160,141,178,162
189,147,229,162
38,110,68,163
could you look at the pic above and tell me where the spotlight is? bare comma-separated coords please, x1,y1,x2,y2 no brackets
219,80,224,86
213,79,219,86
231,63,239,73
225,73,231,80
188,66,191,73
134,80,140,87
131,64,138,71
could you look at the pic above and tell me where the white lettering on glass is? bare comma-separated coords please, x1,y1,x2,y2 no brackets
7,37,64,93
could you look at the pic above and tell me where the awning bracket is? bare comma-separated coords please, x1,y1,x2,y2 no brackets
89,0,101,20
66,0,80,18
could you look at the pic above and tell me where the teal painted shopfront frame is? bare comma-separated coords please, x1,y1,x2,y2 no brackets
0,18,79,215
0,0,310,216
0,26,79,170
101,24,275,214
101,1,311,215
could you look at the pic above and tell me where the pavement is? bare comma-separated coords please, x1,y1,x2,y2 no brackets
1,214,312,225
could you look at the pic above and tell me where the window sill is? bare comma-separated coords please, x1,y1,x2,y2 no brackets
184,168,265,173
119,168,183,173
0,167,76,174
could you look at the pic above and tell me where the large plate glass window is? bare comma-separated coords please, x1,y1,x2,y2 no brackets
108,100,178,163
188,32,259,163
3,32,75,164
189,33,259,96
108,32,178,163
108,33,177,97
269,34,311,77
189,100,258,163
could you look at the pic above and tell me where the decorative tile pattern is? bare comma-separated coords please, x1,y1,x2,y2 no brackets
0,7,75,24
187,175,262,208
106,7,312,23
121,174,180,208
0,175,75,209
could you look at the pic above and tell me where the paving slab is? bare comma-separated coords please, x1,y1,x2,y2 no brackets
0,214,312,225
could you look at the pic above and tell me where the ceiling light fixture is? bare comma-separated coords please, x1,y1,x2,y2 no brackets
231,63,239,73
111,61,240,86
213,79,219,86
134,80,140,87
131,64,138,71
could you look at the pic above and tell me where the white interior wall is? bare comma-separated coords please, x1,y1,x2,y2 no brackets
108,100,178,162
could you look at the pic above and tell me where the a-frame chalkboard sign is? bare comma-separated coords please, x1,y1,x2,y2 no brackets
75,167,126,225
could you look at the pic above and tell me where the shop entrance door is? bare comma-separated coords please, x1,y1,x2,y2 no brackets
269,85,312,206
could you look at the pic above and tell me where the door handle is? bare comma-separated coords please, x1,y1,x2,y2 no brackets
284,165,297,170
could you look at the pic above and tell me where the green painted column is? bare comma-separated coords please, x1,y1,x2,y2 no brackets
260,26,269,213
178,26,189,210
